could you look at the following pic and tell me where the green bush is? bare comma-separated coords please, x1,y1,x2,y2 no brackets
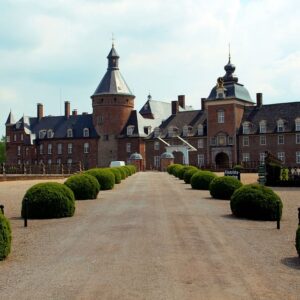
167,164,182,176
127,165,137,174
167,164,174,174
0,213,11,260
121,166,130,177
173,165,184,178
191,171,217,190
296,227,300,257
85,168,115,190
117,167,126,180
230,184,283,220
177,166,197,180
109,168,122,184
209,176,243,200
65,174,100,200
183,168,198,184
233,165,243,172
21,182,75,219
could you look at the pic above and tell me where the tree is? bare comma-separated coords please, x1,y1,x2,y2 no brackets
0,136,6,163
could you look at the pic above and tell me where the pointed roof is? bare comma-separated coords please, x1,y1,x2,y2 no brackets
5,111,15,125
92,45,134,97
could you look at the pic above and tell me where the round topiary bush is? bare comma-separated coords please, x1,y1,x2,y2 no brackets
117,167,126,180
64,173,100,200
230,184,283,220
177,166,197,180
296,227,300,257
86,168,115,190
121,166,130,177
173,165,184,178
209,176,243,200
191,171,217,190
184,168,199,184
127,165,137,174
0,213,11,260
21,182,75,219
109,168,122,184
167,164,182,176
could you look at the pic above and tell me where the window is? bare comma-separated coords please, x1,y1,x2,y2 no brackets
6,136,10,143
242,153,250,162
48,159,52,165
154,156,160,168
277,120,284,132
260,152,266,164
17,159,21,165
210,137,217,146
48,144,52,154
83,128,89,137
296,152,300,164
259,121,267,133
84,143,89,153
217,110,224,123
243,136,249,146
278,135,284,145
228,136,234,145
25,147,29,156
260,135,266,145
295,118,300,131
198,139,204,149
127,126,134,136
47,130,54,138
57,143,62,155
243,122,250,134
20,133,24,141
57,158,61,165
67,158,72,166
154,141,160,150
17,146,21,156
168,126,177,137
277,152,285,163
126,143,131,153
68,143,72,154
197,154,205,167
296,134,300,144
14,134,17,142
183,125,191,137
67,128,73,138
197,124,204,136
39,130,46,139
154,127,160,138
39,144,43,154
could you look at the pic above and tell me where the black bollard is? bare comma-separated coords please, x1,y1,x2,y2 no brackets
24,198,28,227
0,205,4,215
277,202,280,230
298,207,300,226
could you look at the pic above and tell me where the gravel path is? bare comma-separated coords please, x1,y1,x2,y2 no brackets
0,173,299,299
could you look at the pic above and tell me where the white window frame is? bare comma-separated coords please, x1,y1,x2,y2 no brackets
277,120,284,132
260,135,266,145
57,143,62,155
48,144,52,154
210,137,217,146
20,133,24,141
295,118,300,131
39,130,46,139
57,158,61,165
259,121,267,133
296,134,300,144
197,154,205,167
243,122,250,134
182,125,189,137
67,128,73,138
242,153,250,162
68,143,73,154
243,136,249,146
47,130,53,138
17,146,21,156
67,158,72,166
84,142,89,153
154,156,160,168
126,143,131,153
154,141,160,151
83,128,89,137
228,136,234,145
217,110,224,123
296,151,300,164
48,159,52,165
259,152,266,164
197,124,203,136
278,135,284,145
14,134,17,142
277,152,285,163
127,126,134,136
197,139,204,149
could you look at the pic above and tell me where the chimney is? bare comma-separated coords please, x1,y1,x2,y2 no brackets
201,98,206,110
65,101,70,118
178,95,185,109
256,93,263,107
72,109,78,116
37,103,43,120
171,100,179,115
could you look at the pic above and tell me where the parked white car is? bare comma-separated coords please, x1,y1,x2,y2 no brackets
109,161,125,167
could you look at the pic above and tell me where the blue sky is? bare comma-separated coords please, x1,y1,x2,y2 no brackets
1,0,300,137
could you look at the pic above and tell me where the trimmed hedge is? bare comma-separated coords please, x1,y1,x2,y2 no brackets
109,168,122,184
177,166,197,180
121,166,130,177
230,184,283,220
191,171,217,190
117,167,126,180
209,176,243,200
21,182,75,219
167,164,183,176
296,227,300,257
65,174,100,200
173,165,184,178
127,165,137,174
0,213,11,260
86,168,115,190
184,168,198,184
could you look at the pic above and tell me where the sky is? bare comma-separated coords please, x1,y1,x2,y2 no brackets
0,0,300,137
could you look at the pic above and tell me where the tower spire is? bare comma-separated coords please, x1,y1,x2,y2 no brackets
228,43,231,63
112,33,115,47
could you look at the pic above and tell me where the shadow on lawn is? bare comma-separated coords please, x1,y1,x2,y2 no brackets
281,257,300,270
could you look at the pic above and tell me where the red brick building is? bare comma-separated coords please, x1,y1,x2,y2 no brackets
5,45,300,170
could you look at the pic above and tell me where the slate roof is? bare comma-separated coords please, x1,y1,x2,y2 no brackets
12,114,99,142
5,111,15,125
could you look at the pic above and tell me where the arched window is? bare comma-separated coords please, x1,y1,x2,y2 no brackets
197,124,203,136
67,128,73,138
83,128,89,137
259,120,267,133
243,122,250,134
127,125,134,136
47,129,54,138
277,119,284,132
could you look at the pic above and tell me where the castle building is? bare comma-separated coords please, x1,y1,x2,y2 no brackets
5,45,300,170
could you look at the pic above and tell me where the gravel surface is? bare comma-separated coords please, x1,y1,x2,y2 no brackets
0,173,299,299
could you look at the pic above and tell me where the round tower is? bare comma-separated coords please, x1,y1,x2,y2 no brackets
91,44,135,166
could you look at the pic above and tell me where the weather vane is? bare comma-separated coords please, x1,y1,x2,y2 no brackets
228,43,231,62
112,33,115,47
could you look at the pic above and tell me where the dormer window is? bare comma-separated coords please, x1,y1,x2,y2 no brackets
67,128,73,138
47,129,54,138
182,125,189,137
39,130,46,139
154,127,160,138
277,119,284,132
243,122,250,134
168,126,178,138
197,124,204,136
83,128,89,137
127,125,134,136
295,118,300,131
259,120,267,133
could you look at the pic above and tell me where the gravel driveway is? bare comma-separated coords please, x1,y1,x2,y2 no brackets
0,172,299,299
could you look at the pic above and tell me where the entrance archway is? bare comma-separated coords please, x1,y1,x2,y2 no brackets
215,152,229,169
